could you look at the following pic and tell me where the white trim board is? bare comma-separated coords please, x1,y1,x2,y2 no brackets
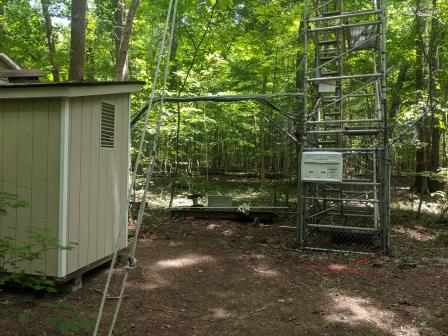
58,97,70,278
0,84,142,99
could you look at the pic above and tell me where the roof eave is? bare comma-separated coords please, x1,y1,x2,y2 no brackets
0,82,144,99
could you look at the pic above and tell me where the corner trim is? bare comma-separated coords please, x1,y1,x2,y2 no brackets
58,97,70,277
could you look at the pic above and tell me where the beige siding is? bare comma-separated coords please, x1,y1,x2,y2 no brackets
66,94,129,274
0,98,61,277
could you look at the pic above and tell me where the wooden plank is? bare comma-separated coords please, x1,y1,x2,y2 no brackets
78,97,92,268
45,98,61,276
30,99,49,275
96,99,107,259
88,97,100,264
170,208,278,223
67,97,82,274
2,100,19,260
170,206,289,210
15,100,33,274
55,247,127,283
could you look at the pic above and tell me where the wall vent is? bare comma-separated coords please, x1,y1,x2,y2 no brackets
100,101,115,148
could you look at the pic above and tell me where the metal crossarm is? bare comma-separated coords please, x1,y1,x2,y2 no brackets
297,0,390,254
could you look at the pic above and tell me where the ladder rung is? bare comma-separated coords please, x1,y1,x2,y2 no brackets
320,71,339,77
303,148,379,153
320,56,338,62
322,11,342,17
309,10,382,23
309,73,382,82
323,96,341,101
318,40,338,46
308,129,382,135
309,20,382,33
303,196,378,202
317,140,337,144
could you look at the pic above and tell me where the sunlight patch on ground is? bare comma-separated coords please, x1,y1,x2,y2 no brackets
252,266,280,278
168,241,184,247
135,254,216,290
394,225,437,241
207,223,221,230
209,307,232,319
130,270,170,291
156,254,215,269
326,293,420,335
223,229,234,236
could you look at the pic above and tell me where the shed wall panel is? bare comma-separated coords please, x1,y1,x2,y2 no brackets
45,99,61,276
16,101,33,273
88,98,100,264
78,96,92,268
0,98,61,277
67,98,82,274
30,99,49,274
1,100,19,245
66,94,129,274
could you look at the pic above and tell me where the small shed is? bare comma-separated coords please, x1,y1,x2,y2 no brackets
0,53,44,84
0,80,143,280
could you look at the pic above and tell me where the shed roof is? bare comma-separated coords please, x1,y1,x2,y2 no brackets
0,53,22,70
0,80,145,99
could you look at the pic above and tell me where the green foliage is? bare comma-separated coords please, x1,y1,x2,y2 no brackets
0,229,68,293
1,0,448,187
0,192,73,293
0,192,28,216
18,309,37,327
46,303,94,335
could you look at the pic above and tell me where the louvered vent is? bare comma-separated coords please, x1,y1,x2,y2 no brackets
100,101,115,148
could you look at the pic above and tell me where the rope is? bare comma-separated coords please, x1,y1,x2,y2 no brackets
92,1,177,335
106,1,178,334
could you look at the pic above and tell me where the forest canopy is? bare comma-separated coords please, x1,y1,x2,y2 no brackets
1,0,447,193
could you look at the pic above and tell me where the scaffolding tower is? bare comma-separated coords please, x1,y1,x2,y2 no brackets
298,0,390,254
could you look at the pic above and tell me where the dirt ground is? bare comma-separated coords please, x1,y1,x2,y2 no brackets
1,209,448,336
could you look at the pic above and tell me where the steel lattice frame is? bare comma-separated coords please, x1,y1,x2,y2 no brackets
297,0,390,254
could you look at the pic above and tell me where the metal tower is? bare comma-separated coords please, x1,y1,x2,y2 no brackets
298,0,390,253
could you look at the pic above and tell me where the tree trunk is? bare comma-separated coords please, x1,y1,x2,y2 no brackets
0,1,4,46
114,0,139,81
428,0,442,191
113,0,127,79
168,22,178,91
388,62,409,132
413,0,429,194
41,0,60,81
69,0,87,81
0,0,5,50
259,74,268,183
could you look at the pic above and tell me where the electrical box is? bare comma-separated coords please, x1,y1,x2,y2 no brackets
318,80,337,93
301,152,343,182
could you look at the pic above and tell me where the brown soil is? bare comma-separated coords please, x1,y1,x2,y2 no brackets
1,210,448,336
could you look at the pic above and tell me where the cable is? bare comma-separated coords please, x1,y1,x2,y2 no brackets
92,0,177,334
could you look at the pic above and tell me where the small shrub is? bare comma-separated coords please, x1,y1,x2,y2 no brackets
44,302,94,335
0,192,73,292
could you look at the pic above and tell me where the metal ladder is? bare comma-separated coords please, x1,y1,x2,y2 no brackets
298,0,390,253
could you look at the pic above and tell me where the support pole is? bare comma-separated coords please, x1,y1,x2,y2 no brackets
296,0,308,249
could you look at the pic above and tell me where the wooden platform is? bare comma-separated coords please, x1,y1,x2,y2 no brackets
170,206,288,223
